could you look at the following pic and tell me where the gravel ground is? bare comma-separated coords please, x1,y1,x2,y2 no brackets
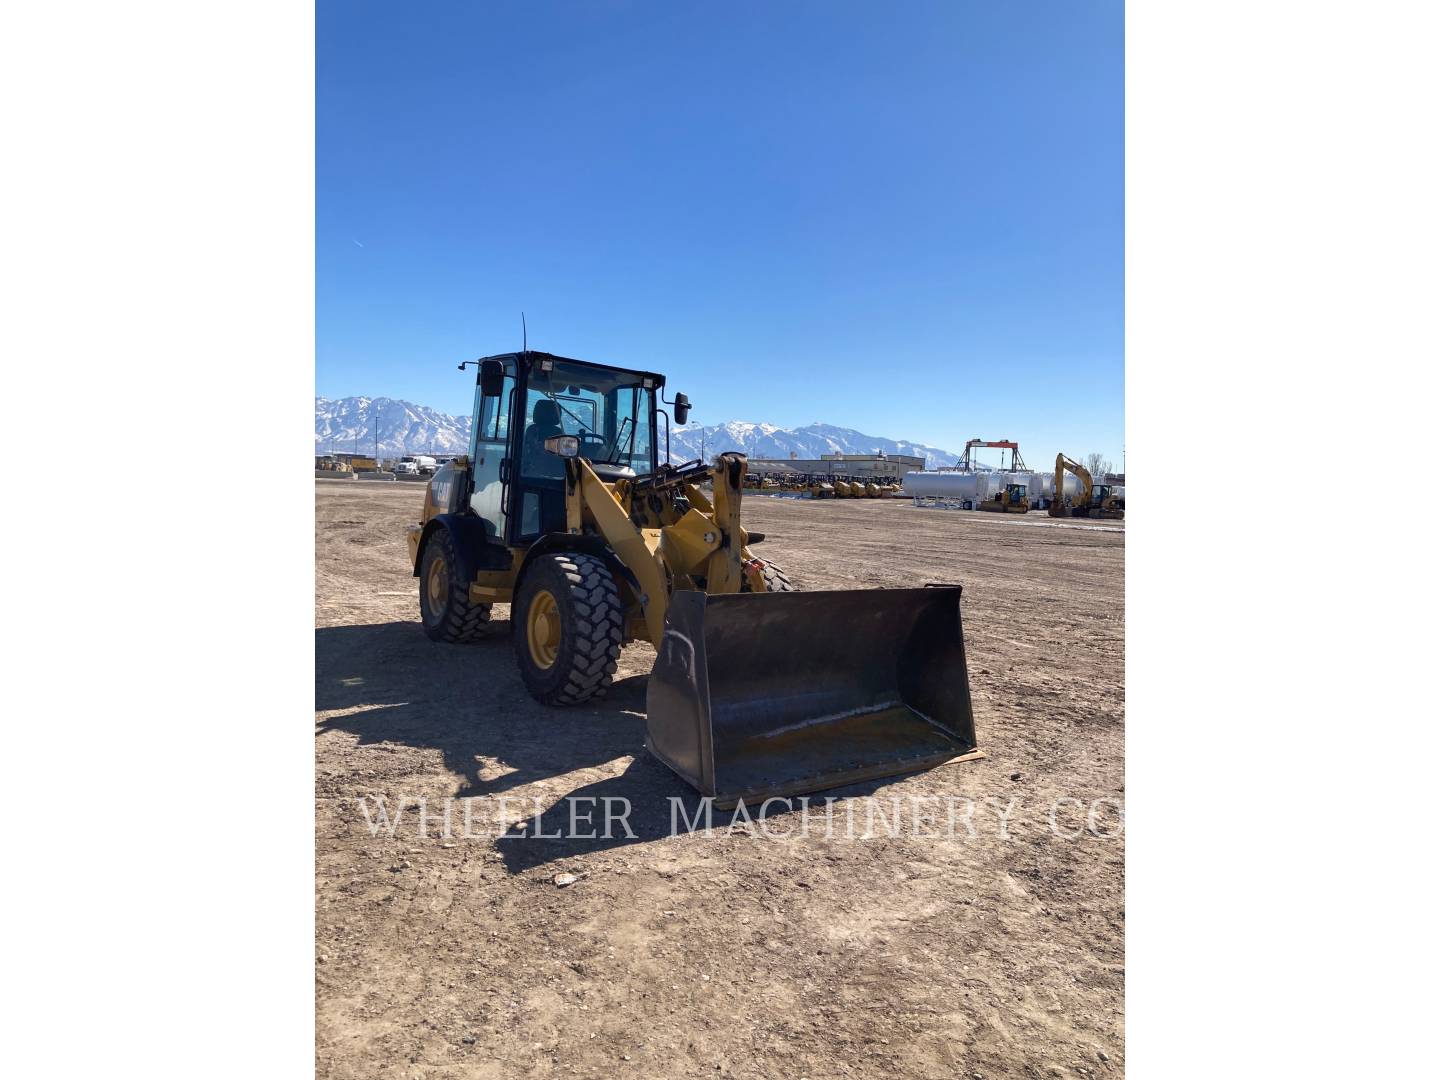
316,480,1124,1079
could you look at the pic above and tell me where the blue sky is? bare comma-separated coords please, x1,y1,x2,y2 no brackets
318,0,1123,467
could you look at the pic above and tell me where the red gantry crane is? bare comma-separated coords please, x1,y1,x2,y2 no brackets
960,438,1026,472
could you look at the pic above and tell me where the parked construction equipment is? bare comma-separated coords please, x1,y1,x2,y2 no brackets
1048,454,1092,518
406,350,979,805
1086,484,1125,519
1045,459,1124,519
979,482,1030,513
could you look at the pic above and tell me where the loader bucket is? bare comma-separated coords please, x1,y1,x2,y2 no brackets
646,586,978,807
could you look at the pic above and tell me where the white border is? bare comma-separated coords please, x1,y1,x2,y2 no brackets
4,1,1438,1073
3,1,314,1073
1129,1,1437,1073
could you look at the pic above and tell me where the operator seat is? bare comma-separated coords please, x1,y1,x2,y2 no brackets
523,399,565,479
516,399,567,537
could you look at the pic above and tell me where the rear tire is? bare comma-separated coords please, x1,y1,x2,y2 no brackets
745,559,796,593
513,553,625,705
419,529,492,643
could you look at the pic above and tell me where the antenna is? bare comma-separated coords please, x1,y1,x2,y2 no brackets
521,312,527,353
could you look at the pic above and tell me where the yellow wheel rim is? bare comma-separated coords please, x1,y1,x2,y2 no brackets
426,556,449,614
526,589,561,669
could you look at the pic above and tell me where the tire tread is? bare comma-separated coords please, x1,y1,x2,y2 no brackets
516,553,624,706
420,530,493,644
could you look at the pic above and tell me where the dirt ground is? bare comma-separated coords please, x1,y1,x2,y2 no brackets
316,481,1124,1079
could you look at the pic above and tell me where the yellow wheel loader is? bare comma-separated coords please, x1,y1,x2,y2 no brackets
406,351,980,806
978,482,1030,513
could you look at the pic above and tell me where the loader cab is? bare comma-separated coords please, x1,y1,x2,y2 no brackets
468,351,663,546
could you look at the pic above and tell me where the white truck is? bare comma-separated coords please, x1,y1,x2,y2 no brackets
395,455,438,476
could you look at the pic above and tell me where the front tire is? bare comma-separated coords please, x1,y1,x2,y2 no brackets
419,530,492,643
513,553,625,705
744,558,796,593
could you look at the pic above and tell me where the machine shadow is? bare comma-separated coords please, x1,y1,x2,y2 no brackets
316,621,911,874
491,758,906,874
316,620,661,798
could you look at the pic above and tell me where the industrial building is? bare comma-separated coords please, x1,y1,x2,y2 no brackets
747,452,925,479
317,452,378,471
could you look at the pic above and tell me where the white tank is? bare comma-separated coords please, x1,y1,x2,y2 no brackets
1034,472,1086,499
902,471,984,501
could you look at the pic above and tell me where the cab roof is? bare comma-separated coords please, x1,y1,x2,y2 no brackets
476,350,666,386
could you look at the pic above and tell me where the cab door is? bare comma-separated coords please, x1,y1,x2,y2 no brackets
468,359,516,544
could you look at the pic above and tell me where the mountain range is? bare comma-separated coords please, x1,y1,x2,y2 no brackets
315,397,962,469
666,420,960,468
315,397,473,459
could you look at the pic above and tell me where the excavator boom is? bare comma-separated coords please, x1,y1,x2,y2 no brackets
1049,453,1093,518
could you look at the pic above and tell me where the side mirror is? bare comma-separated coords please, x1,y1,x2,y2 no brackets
479,360,505,397
543,434,580,458
673,392,690,426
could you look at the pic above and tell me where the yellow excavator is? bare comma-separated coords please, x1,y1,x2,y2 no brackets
979,482,1030,513
1049,454,1124,519
1048,454,1092,518
405,351,980,806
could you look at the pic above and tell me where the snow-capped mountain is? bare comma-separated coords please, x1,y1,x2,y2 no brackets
315,397,962,468
315,397,472,458
667,421,961,469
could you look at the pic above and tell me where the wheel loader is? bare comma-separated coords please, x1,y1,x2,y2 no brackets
405,350,980,806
